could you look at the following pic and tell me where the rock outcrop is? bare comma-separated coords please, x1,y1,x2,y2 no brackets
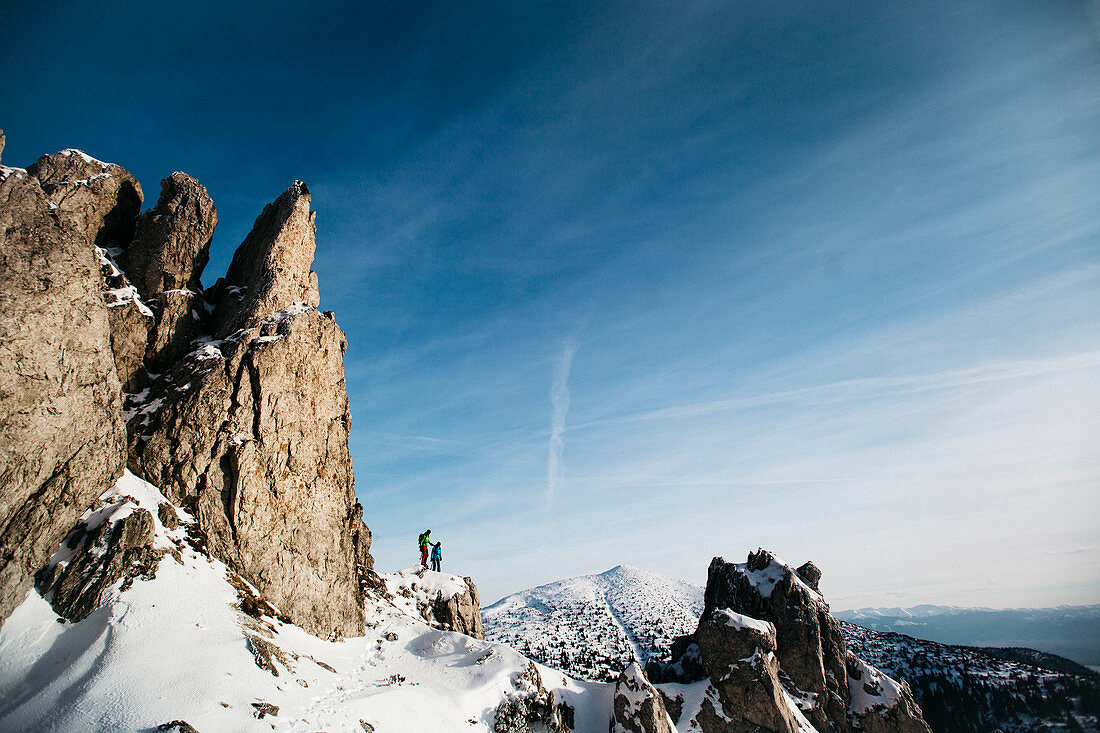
0,161,127,627
129,181,367,638
37,499,162,622
651,551,931,733
26,149,143,252
2,137,372,639
431,576,486,640
701,551,849,730
611,663,674,733
493,662,573,733
692,609,800,733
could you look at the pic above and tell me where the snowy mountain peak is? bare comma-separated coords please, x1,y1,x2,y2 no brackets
484,565,703,682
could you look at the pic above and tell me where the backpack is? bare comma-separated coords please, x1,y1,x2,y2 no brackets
418,531,427,546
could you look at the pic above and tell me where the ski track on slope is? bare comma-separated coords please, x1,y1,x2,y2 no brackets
601,583,646,667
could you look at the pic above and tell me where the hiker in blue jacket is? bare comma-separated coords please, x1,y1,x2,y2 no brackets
430,542,443,572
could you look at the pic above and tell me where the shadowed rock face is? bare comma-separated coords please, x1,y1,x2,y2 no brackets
37,504,161,622
123,172,217,372
611,663,673,733
0,164,127,627
692,610,799,733
702,551,850,730
652,552,931,733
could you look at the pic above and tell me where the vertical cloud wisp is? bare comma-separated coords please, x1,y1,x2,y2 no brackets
547,338,579,510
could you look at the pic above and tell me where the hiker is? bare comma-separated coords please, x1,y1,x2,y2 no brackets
419,529,431,567
430,542,442,572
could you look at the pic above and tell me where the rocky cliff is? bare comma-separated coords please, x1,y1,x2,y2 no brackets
649,550,932,733
0,143,128,626
0,138,372,637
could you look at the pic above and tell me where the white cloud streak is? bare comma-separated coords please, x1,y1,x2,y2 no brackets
547,338,579,509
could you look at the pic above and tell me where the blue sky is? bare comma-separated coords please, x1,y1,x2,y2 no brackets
3,0,1098,608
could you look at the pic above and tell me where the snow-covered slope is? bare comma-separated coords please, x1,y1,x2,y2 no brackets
483,565,703,681
0,472,613,733
844,622,1099,733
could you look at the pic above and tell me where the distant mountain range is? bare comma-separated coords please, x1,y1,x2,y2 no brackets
835,604,1100,667
484,567,1100,732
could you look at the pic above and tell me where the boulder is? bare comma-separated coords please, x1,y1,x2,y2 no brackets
0,163,127,627
692,609,799,733
211,180,319,338
431,576,485,640
611,663,673,733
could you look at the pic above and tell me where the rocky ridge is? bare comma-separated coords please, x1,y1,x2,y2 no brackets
0,137,371,638
648,550,930,733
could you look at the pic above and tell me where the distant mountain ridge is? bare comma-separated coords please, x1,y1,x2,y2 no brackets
836,604,1100,667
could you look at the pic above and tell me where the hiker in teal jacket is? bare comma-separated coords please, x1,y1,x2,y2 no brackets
430,542,442,572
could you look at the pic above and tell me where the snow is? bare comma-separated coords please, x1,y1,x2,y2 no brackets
847,654,903,714
732,553,822,601
382,566,472,623
0,473,618,732
193,340,225,361
96,247,154,317
1,165,26,181
59,148,110,167
781,688,821,733
483,564,704,681
712,608,774,636
255,303,315,343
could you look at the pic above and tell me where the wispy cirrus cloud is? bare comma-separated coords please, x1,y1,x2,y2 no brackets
547,338,579,509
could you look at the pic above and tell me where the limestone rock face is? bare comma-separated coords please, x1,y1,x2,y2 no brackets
0,165,127,627
703,551,849,730
431,576,485,640
132,306,365,637
28,150,152,391
27,149,143,252
212,181,319,338
611,663,673,733
3,142,372,640
123,172,216,370
129,182,367,638
123,172,215,297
